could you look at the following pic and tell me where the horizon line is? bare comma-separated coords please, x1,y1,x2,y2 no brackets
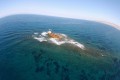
0,13,120,31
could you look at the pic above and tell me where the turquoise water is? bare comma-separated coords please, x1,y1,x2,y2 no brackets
0,14,120,80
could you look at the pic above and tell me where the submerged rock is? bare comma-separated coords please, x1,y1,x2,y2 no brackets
35,66,44,73
113,58,120,69
79,70,88,80
32,50,43,63
53,61,60,74
60,66,70,80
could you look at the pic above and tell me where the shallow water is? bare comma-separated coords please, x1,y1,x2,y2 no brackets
0,14,120,80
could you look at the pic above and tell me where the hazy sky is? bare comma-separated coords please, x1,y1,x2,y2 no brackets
0,0,120,26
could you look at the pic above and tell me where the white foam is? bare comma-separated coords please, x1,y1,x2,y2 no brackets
41,32,47,36
34,32,38,35
49,38,65,45
34,37,47,42
33,31,85,50
67,40,85,49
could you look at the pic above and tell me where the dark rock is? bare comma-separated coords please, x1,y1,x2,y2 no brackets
35,66,44,73
32,51,36,54
46,62,51,76
113,58,118,63
61,66,70,80
47,69,50,76
44,58,53,64
98,46,106,51
32,51,42,63
86,42,90,44
64,75,70,80
61,73,70,80
108,69,120,80
79,70,88,80
40,49,45,53
46,62,50,67
100,70,107,80
62,66,69,73
113,58,120,69
53,61,60,74
44,58,50,64
35,54,42,63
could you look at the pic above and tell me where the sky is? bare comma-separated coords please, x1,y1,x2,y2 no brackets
0,0,120,27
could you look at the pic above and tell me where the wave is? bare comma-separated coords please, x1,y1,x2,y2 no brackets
33,30,85,50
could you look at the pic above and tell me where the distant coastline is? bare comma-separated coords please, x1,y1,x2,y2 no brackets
96,21,120,31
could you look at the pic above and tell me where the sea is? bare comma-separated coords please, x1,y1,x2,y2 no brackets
0,14,120,80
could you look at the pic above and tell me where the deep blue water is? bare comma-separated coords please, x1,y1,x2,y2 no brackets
0,14,120,80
